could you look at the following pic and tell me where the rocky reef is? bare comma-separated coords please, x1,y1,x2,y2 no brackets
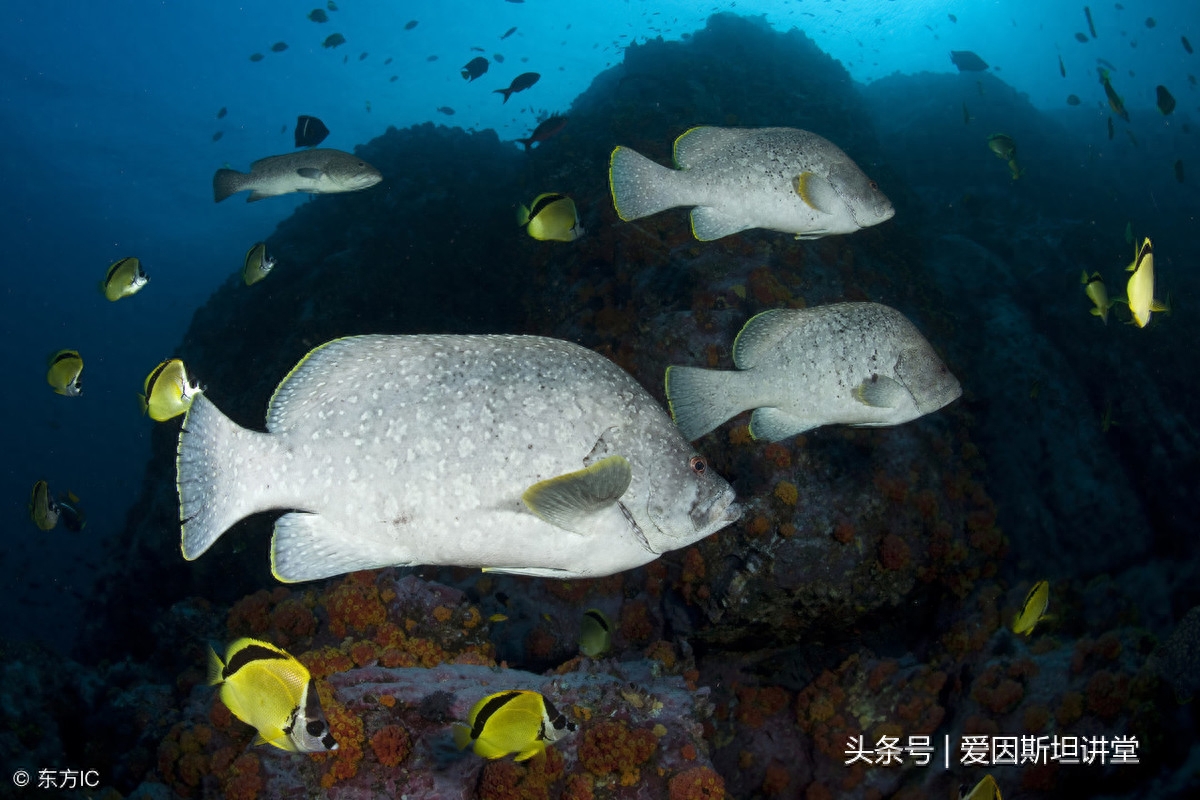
3,12,1194,800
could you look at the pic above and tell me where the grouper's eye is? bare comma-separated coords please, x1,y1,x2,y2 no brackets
869,180,879,191
689,456,707,475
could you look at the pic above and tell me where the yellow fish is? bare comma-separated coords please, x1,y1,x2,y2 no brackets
1081,271,1114,323
29,480,60,531
959,774,1003,800
578,608,614,657
207,638,338,753
100,257,149,301
452,689,575,761
1124,238,1168,328
140,359,201,422
46,350,83,397
243,242,276,286
1012,580,1049,636
517,193,584,242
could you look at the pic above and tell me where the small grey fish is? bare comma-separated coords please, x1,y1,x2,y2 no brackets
665,303,961,442
177,335,740,582
610,127,894,241
212,148,381,202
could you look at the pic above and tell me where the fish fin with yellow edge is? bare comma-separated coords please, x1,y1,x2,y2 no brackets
272,511,400,583
793,172,837,214
1151,294,1170,315
731,309,797,370
515,205,531,226
664,365,744,442
853,374,909,409
749,407,813,442
138,393,149,415
513,741,548,762
522,455,632,533
452,722,474,751
690,205,749,241
1080,270,1090,284
206,646,225,686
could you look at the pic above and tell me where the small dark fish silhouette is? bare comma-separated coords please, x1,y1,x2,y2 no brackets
1084,6,1097,38
1074,32,1089,43
949,50,988,71
294,115,330,148
462,56,488,81
501,26,517,39
495,54,505,63
948,14,957,23
384,57,393,65
1058,55,1066,77
426,55,439,62
470,46,485,52
405,20,418,31
359,52,368,61
1145,17,1156,29
437,106,455,115
494,72,539,103
271,42,289,53
1156,85,1176,115
1183,36,1194,55
212,131,224,142
249,53,265,62
389,75,398,82
217,106,227,119
1066,94,1081,105
308,9,328,23
323,33,346,48
517,114,567,152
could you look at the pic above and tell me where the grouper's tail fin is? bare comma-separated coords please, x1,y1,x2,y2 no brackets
177,394,268,560
608,146,684,222
664,365,746,442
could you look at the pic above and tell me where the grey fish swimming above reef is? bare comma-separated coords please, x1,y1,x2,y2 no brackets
665,303,961,442
609,126,894,241
212,149,381,202
950,50,989,71
177,334,740,582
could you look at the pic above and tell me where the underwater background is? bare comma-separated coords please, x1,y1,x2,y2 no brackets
2,0,1198,797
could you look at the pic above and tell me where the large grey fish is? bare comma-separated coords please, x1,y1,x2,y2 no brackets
212,148,381,203
608,126,894,241
665,303,961,442
177,334,741,582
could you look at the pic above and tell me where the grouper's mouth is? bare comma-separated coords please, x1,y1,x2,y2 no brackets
692,485,742,535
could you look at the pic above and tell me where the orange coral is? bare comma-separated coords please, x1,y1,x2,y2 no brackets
226,590,273,637
833,520,855,544
370,724,412,767
1085,670,1126,719
319,695,364,788
222,753,262,800
644,640,677,670
300,646,354,679
579,719,657,782
325,572,388,638
621,600,654,643
268,597,317,645
668,766,726,800
735,685,790,728
773,481,798,506
763,443,792,468
1055,691,1083,726
879,534,911,571
762,761,790,796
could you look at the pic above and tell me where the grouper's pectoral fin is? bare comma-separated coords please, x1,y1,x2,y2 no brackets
853,374,908,409
271,512,401,583
521,454,632,534
748,407,815,442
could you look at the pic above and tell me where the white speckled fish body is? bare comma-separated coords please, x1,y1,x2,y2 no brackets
177,334,740,582
609,127,894,241
665,303,961,442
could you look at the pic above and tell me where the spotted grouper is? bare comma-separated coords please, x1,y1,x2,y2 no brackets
665,303,962,442
177,334,741,582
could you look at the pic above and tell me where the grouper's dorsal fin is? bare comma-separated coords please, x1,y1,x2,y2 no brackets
672,126,740,169
522,455,632,533
732,309,801,370
266,335,388,433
